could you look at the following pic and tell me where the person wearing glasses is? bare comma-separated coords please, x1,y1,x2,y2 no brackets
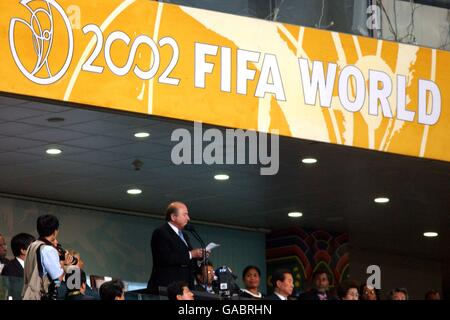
194,261,217,294
360,283,380,300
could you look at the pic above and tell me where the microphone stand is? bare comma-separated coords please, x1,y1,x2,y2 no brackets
186,226,208,291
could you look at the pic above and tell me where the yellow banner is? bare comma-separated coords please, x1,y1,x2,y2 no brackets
1,0,449,162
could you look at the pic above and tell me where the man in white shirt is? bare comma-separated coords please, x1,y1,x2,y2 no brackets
22,215,74,300
1,233,35,278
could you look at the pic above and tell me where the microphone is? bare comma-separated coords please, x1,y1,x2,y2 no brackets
185,224,205,247
185,223,209,289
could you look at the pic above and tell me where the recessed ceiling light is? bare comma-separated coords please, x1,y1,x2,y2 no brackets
374,197,390,203
127,188,142,195
134,132,150,138
46,117,65,123
288,212,303,218
214,174,229,181
302,158,317,164
46,148,62,155
423,232,438,238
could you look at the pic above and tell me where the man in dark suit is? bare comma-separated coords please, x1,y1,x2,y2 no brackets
194,262,218,294
266,269,294,300
148,202,205,294
298,269,338,300
1,233,35,278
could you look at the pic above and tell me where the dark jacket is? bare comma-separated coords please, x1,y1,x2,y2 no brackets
298,289,338,300
65,292,97,300
148,223,195,293
266,293,284,300
1,258,23,278
194,282,219,294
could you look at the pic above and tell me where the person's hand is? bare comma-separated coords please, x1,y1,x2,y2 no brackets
190,248,204,259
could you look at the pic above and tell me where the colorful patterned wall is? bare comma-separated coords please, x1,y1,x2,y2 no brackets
266,227,349,294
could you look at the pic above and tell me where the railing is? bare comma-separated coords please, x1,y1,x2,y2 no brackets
152,0,450,51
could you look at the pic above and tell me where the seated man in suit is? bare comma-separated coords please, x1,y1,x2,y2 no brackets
194,261,217,294
298,269,337,300
266,269,294,300
148,202,205,293
1,233,35,278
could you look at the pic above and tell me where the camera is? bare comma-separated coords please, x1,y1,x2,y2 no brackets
55,243,78,265
214,266,239,299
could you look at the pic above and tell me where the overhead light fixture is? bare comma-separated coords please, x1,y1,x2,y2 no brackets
423,232,438,238
134,132,150,138
46,148,62,155
127,188,142,195
302,158,317,164
288,212,303,218
374,197,390,204
214,174,229,181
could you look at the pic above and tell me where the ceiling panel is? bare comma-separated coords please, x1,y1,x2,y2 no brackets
0,122,49,136
63,135,130,149
19,108,112,127
0,106,49,121
0,151,43,166
18,101,73,113
18,128,89,142
105,157,171,171
18,143,90,156
63,150,133,165
104,142,173,158
63,120,139,136
0,96,28,105
0,136,48,151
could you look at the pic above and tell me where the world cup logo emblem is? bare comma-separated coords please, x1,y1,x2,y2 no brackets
9,0,74,85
